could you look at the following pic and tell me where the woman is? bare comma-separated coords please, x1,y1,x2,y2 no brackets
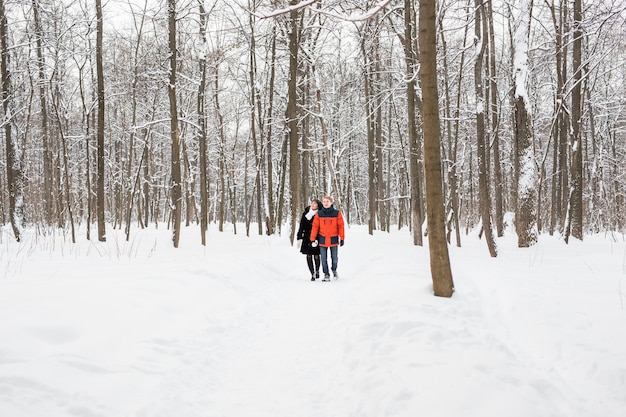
297,199,322,281
310,196,345,281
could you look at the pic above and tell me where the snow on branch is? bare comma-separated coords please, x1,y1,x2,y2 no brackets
250,0,321,19
250,0,395,22
314,0,396,22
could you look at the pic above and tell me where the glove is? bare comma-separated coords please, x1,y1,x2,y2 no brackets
340,240,344,246
311,240,318,247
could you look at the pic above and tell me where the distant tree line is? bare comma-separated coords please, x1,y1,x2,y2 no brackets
1,0,624,251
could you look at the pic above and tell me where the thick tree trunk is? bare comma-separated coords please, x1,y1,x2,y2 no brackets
513,0,537,247
419,0,454,297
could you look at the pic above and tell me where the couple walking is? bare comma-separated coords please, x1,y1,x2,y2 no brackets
297,196,345,281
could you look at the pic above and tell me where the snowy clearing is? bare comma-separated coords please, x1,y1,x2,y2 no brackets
1,224,625,417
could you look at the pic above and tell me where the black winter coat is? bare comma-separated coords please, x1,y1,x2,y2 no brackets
297,206,320,255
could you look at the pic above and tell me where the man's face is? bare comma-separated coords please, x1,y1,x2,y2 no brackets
322,198,332,208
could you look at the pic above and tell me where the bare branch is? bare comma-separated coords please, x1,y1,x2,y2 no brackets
250,0,320,19
249,0,396,22
314,0,396,22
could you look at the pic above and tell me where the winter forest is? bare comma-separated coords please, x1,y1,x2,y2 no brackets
1,0,625,251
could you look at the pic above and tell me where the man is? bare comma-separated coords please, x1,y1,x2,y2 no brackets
310,196,345,281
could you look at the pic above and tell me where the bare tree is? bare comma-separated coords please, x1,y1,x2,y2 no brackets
95,0,107,241
402,0,424,246
474,0,497,257
565,0,583,242
168,0,182,247
361,20,378,235
31,0,55,225
287,1,301,245
419,0,454,297
247,3,265,236
512,0,537,247
198,0,209,245
0,0,23,241
486,0,504,237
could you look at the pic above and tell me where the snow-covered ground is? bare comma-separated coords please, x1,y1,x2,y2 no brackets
1,223,625,417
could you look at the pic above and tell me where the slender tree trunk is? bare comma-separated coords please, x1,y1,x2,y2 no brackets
419,0,454,297
198,0,208,244
126,139,148,240
486,0,504,237
32,0,55,225
168,0,182,247
213,64,227,232
437,6,463,247
314,77,340,199
76,58,92,240
403,0,423,245
547,0,569,235
264,28,277,235
124,3,148,241
53,106,76,243
362,25,377,235
95,0,106,241
287,2,301,245
474,0,497,257
277,134,288,234
566,0,583,242
374,44,386,232
248,6,265,235
0,0,23,241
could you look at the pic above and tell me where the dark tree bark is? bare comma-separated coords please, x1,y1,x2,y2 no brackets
403,0,424,246
474,0,497,257
248,5,264,236
214,64,227,233
32,0,54,224
168,0,182,247
547,0,570,236
566,0,583,242
287,1,301,245
198,0,209,245
0,0,23,242
264,28,277,235
418,0,454,297
486,0,504,237
438,5,466,248
96,0,106,241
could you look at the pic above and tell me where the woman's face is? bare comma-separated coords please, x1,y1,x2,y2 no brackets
310,201,318,210
322,198,332,208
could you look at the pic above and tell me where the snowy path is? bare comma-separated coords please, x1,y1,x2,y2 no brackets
1,225,625,416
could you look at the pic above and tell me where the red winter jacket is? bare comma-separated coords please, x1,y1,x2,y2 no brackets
310,206,345,247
